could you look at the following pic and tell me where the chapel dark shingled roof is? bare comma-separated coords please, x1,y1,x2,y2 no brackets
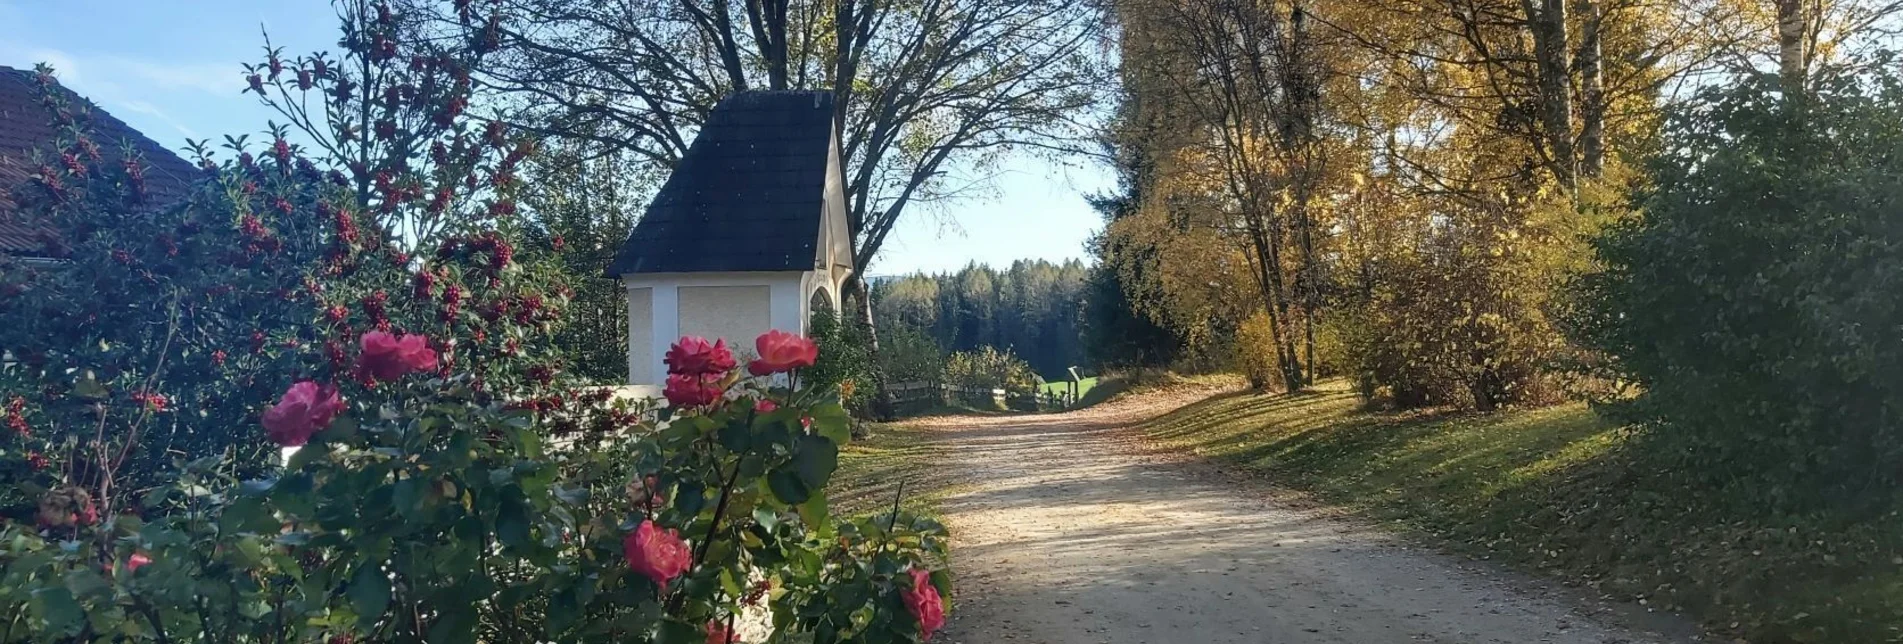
0,65,199,256
609,90,837,275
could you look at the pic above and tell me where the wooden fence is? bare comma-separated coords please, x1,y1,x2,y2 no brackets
888,381,1077,415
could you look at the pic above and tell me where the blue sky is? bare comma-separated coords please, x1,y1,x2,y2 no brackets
0,0,1112,277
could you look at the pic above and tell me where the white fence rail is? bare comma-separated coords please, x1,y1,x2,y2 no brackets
887,381,1077,413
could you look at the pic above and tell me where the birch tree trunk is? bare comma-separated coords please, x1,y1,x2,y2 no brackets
1523,0,1577,189
1577,0,1606,178
1775,0,1809,97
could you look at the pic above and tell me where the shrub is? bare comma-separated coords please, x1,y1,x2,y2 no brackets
1330,205,1574,412
942,346,1036,393
0,6,951,640
806,304,875,415
877,325,945,385
1575,66,1903,500
1234,310,1283,390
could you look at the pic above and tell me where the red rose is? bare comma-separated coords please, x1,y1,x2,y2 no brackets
705,620,738,644
263,381,345,447
665,336,737,377
663,374,723,409
624,520,691,586
754,399,779,413
127,553,152,573
359,331,437,381
747,330,818,376
901,568,946,641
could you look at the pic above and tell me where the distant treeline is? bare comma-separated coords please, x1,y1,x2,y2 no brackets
870,260,1088,380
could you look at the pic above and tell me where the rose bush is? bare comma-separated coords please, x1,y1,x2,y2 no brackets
0,2,949,641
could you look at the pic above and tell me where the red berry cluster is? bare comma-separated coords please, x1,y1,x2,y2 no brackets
6,396,29,437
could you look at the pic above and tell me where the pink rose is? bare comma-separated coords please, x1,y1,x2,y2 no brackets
359,331,437,381
127,553,152,573
263,381,345,447
901,568,946,641
624,520,692,586
75,500,97,527
747,330,817,376
664,374,723,408
754,399,779,413
665,336,737,376
705,620,738,644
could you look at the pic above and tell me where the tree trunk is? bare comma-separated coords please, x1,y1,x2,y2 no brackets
1775,0,1809,97
1524,0,1576,189
745,0,791,89
1577,0,1605,178
845,274,897,421
1290,2,1322,388
684,0,750,91
1264,219,1304,391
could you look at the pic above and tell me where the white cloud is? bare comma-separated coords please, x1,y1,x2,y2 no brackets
115,99,200,139
0,43,235,143
22,48,83,83
113,57,241,96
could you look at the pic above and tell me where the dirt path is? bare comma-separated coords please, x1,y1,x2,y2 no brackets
906,387,1701,644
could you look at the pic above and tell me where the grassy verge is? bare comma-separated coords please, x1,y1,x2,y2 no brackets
1039,376,1098,398
1138,380,1903,643
831,422,960,520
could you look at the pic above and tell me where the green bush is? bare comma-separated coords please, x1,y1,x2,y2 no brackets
806,304,875,415
0,12,951,641
942,346,1037,393
1575,65,1903,500
1234,311,1283,390
877,325,945,385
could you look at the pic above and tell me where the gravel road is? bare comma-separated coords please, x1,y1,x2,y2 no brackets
905,387,1703,644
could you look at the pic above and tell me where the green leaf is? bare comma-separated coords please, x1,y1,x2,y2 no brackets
546,587,580,635
31,586,84,635
392,478,424,519
348,564,392,627
62,568,110,600
718,416,752,452
220,497,280,534
794,434,839,490
239,478,277,497
654,619,702,644
73,371,108,400
675,480,707,517
286,444,322,470
798,490,831,527
427,602,476,641
768,469,810,505
553,485,590,506
497,495,530,548
753,506,782,534
809,402,851,444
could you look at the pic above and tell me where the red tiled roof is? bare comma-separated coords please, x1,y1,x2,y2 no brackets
0,65,200,257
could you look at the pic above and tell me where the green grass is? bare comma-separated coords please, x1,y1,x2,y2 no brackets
1139,380,1903,643
1039,376,1097,398
831,423,960,520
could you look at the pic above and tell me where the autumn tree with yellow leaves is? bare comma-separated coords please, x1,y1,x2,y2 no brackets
1091,0,1901,408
